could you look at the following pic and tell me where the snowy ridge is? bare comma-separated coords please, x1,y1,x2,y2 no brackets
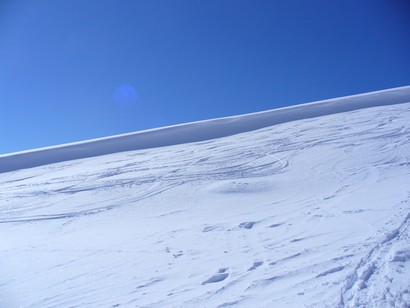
1,86,410,174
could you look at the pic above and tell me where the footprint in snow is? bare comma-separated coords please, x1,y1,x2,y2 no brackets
227,222,257,231
391,249,410,262
173,251,183,258
238,222,256,229
202,270,229,285
248,261,264,271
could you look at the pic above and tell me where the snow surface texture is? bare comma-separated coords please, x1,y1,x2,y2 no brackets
1,89,410,307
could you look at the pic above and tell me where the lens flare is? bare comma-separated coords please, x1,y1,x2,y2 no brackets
114,84,138,107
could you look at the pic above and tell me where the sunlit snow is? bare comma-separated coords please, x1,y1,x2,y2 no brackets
1,87,410,307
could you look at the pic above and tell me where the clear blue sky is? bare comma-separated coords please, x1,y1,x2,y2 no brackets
1,0,409,154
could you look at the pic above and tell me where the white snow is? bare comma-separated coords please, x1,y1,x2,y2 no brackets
1,87,410,307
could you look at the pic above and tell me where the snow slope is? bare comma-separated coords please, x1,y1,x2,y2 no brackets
1,88,410,307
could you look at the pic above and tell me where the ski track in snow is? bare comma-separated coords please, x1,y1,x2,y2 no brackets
0,102,410,307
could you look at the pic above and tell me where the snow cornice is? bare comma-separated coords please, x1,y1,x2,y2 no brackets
1,85,410,173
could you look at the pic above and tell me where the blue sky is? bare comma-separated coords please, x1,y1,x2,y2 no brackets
1,0,409,154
